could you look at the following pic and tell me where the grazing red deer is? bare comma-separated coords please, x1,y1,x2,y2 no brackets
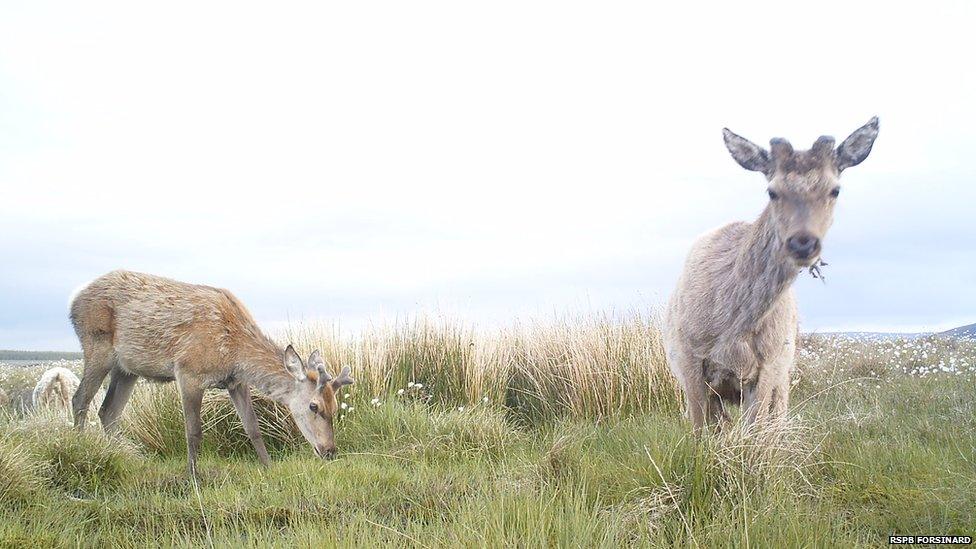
664,118,879,432
69,270,353,475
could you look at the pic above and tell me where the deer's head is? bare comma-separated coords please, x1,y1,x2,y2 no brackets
722,117,879,267
282,345,354,460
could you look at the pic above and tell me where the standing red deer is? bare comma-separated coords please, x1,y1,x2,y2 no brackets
664,118,880,431
69,270,353,475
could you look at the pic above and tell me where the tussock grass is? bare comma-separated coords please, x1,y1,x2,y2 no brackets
340,400,522,462
286,312,679,424
122,384,302,457
0,438,45,506
2,411,139,497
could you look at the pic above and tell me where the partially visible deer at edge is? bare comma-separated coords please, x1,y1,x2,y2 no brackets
69,270,353,476
664,117,880,432
32,366,81,412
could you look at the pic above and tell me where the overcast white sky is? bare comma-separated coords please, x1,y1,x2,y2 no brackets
1,1,974,350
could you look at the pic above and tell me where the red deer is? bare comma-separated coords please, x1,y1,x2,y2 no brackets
32,366,81,412
664,118,879,432
69,270,353,475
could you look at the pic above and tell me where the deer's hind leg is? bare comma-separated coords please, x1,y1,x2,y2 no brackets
98,368,139,434
73,335,115,429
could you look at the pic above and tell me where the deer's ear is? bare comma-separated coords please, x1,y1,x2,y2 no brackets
836,116,879,172
723,128,770,174
283,345,306,381
330,366,355,390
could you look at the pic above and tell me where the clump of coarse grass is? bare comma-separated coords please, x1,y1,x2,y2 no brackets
711,418,820,498
601,416,822,541
5,413,139,497
610,481,684,541
122,383,304,457
498,312,679,423
339,399,522,461
0,438,47,505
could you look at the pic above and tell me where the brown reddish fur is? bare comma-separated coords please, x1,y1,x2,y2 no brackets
69,270,352,475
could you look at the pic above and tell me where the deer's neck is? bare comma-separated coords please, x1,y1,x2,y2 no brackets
233,338,296,404
727,207,799,335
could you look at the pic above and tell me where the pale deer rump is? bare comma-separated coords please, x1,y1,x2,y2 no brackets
69,270,274,386
32,366,81,411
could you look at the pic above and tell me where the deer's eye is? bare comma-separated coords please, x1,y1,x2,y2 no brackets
309,402,319,413
767,189,779,200
829,187,840,198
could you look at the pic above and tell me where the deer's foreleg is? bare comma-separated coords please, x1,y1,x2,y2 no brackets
176,373,205,478
742,372,775,426
228,384,271,467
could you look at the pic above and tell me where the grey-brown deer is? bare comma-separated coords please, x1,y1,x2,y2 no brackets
69,270,353,475
664,117,879,432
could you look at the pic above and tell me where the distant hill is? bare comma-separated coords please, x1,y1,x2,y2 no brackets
811,321,976,341
807,331,921,341
938,323,976,340
0,350,83,361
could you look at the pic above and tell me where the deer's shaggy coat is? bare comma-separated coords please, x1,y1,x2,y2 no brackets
664,118,879,430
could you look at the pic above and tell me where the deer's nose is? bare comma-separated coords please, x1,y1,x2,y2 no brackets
318,445,337,460
786,233,819,258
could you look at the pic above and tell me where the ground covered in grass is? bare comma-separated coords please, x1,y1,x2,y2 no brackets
1,321,974,547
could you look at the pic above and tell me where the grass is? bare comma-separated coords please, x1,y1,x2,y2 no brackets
0,313,974,547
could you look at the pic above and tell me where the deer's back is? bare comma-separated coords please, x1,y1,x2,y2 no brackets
70,270,261,378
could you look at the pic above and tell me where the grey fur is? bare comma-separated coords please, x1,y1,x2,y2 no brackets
836,116,880,171
723,128,771,174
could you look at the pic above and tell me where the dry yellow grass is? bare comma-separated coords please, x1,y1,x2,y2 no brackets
283,311,680,423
